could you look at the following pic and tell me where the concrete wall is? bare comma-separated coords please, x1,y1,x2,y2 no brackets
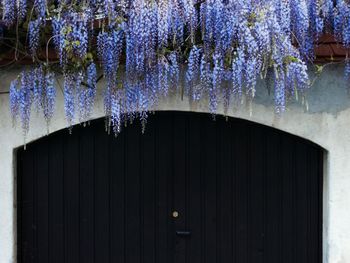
1,65,350,262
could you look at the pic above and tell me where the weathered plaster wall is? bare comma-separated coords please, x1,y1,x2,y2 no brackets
1,65,350,262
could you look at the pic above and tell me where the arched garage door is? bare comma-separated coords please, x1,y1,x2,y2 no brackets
17,111,323,263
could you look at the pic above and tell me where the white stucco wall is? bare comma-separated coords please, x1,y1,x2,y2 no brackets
1,65,350,262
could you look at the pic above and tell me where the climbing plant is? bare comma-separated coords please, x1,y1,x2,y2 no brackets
3,0,350,140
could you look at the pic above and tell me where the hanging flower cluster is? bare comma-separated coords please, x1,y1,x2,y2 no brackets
3,0,350,137
9,67,56,139
63,62,97,131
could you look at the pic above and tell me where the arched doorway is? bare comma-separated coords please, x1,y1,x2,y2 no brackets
17,111,323,263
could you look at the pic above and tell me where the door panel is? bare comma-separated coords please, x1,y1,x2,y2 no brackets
17,111,323,263
173,114,187,263
156,115,173,263
187,116,202,263
79,127,94,263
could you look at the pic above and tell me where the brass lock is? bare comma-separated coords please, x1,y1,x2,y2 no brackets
172,211,179,218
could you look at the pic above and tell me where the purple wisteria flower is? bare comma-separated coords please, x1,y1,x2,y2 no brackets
43,71,56,128
186,45,202,98
28,19,42,58
7,0,350,136
64,73,77,129
3,0,16,25
9,79,20,125
78,63,97,123
18,0,27,22
34,0,46,19
19,71,33,139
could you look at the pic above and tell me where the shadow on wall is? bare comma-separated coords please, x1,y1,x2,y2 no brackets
253,64,350,115
0,64,349,116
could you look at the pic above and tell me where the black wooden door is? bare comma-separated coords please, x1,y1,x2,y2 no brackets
17,111,323,263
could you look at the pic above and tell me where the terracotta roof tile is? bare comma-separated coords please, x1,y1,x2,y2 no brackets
329,44,348,57
314,44,333,57
318,34,336,43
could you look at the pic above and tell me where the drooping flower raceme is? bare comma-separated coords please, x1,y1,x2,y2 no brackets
53,11,90,67
32,66,44,112
345,60,350,87
186,45,202,99
9,66,57,135
3,0,16,25
42,72,56,128
19,71,33,139
290,0,312,57
18,0,27,22
28,19,42,58
64,73,77,129
9,79,20,125
78,63,97,123
34,0,46,19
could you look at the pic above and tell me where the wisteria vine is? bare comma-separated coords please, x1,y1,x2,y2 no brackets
4,0,350,139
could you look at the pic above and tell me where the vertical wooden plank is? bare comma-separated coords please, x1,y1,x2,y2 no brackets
203,115,217,263
17,149,23,263
250,126,266,263
233,120,249,263
21,147,35,263
218,117,233,263
308,146,322,263
48,133,64,263
79,126,95,263
295,141,308,263
187,113,202,263
36,138,49,263
281,136,296,263
63,128,80,263
173,113,187,263
140,123,145,263
265,131,283,263
33,144,38,263
200,116,206,263
318,150,324,263
156,112,173,263
125,120,141,263
215,117,221,263
142,115,156,263
109,124,126,263
94,124,110,263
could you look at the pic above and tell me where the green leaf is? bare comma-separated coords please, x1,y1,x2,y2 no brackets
315,65,324,75
283,55,299,65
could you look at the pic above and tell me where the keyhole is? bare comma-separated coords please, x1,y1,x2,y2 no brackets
172,211,179,218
